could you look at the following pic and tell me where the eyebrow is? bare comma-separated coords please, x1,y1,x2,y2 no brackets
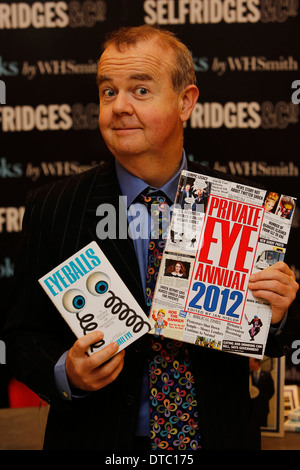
97,74,111,87
129,73,153,82
97,73,154,87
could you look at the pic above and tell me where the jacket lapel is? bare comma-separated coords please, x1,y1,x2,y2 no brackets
83,159,146,312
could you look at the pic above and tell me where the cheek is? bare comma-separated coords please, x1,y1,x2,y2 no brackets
98,105,111,131
146,107,179,139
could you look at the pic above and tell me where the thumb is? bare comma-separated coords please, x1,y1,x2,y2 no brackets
71,331,104,357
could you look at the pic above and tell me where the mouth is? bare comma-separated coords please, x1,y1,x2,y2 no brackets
111,121,143,131
112,127,143,134
113,127,139,130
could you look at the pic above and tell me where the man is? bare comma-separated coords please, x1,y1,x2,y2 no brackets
179,184,192,208
249,358,275,427
2,25,298,451
248,315,263,341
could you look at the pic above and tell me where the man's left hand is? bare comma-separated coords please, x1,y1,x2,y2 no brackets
248,261,299,324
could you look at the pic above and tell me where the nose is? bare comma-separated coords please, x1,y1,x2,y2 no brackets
112,91,134,115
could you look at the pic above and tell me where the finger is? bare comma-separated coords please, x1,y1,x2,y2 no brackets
249,271,294,288
268,261,295,275
66,342,123,391
249,280,297,315
249,278,290,295
89,350,125,391
87,341,121,369
72,331,104,357
93,349,125,381
250,287,287,304
249,268,299,295
249,262,295,283
251,289,292,322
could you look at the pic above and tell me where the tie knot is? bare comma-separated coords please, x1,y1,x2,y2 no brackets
136,188,171,240
138,187,170,212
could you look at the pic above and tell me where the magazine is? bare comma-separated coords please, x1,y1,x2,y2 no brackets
149,170,296,359
285,407,300,432
39,241,151,355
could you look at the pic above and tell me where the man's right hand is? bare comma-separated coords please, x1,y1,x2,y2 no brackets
65,331,125,392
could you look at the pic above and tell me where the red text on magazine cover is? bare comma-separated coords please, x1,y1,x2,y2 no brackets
185,194,264,324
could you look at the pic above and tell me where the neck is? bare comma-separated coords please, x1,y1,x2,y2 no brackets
115,152,183,188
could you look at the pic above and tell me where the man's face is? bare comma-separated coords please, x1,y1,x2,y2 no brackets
97,39,184,163
157,312,165,321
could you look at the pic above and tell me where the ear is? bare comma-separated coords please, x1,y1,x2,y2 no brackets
179,85,199,122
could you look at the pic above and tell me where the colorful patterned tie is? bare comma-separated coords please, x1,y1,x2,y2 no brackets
138,188,202,451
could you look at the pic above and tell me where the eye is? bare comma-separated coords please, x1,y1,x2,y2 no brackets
62,289,86,313
86,272,111,296
136,87,149,96
103,89,116,98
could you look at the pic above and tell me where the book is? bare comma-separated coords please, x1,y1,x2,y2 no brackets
39,241,151,355
284,420,300,432
149,170,296,359
287,407,300,422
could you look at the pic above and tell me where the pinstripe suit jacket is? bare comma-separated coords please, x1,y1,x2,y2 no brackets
3,157,285,450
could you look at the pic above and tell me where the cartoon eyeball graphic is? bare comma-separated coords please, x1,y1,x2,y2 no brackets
86,272,111,296
62,289,86,313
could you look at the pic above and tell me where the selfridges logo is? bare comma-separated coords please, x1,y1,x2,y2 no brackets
0,207,25,233
0,1,106,29
0,102,99,132
1,101,298,132
213,160,299,178
190,101,299,129
212,56,299,76
144,0,298,24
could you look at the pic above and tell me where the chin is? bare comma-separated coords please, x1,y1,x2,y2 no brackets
112,147,146,160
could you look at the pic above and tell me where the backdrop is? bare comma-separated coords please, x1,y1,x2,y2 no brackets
0,0,299,406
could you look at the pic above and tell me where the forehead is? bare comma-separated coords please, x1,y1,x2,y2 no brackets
98,39,174,82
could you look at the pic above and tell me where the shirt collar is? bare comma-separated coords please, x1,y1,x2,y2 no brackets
115,151,187,208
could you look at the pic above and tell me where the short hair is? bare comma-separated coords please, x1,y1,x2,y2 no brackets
101,25,196,92
265,192,279,203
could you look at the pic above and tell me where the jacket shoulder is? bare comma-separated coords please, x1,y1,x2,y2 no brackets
27,158,115,203
24,158,116,214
